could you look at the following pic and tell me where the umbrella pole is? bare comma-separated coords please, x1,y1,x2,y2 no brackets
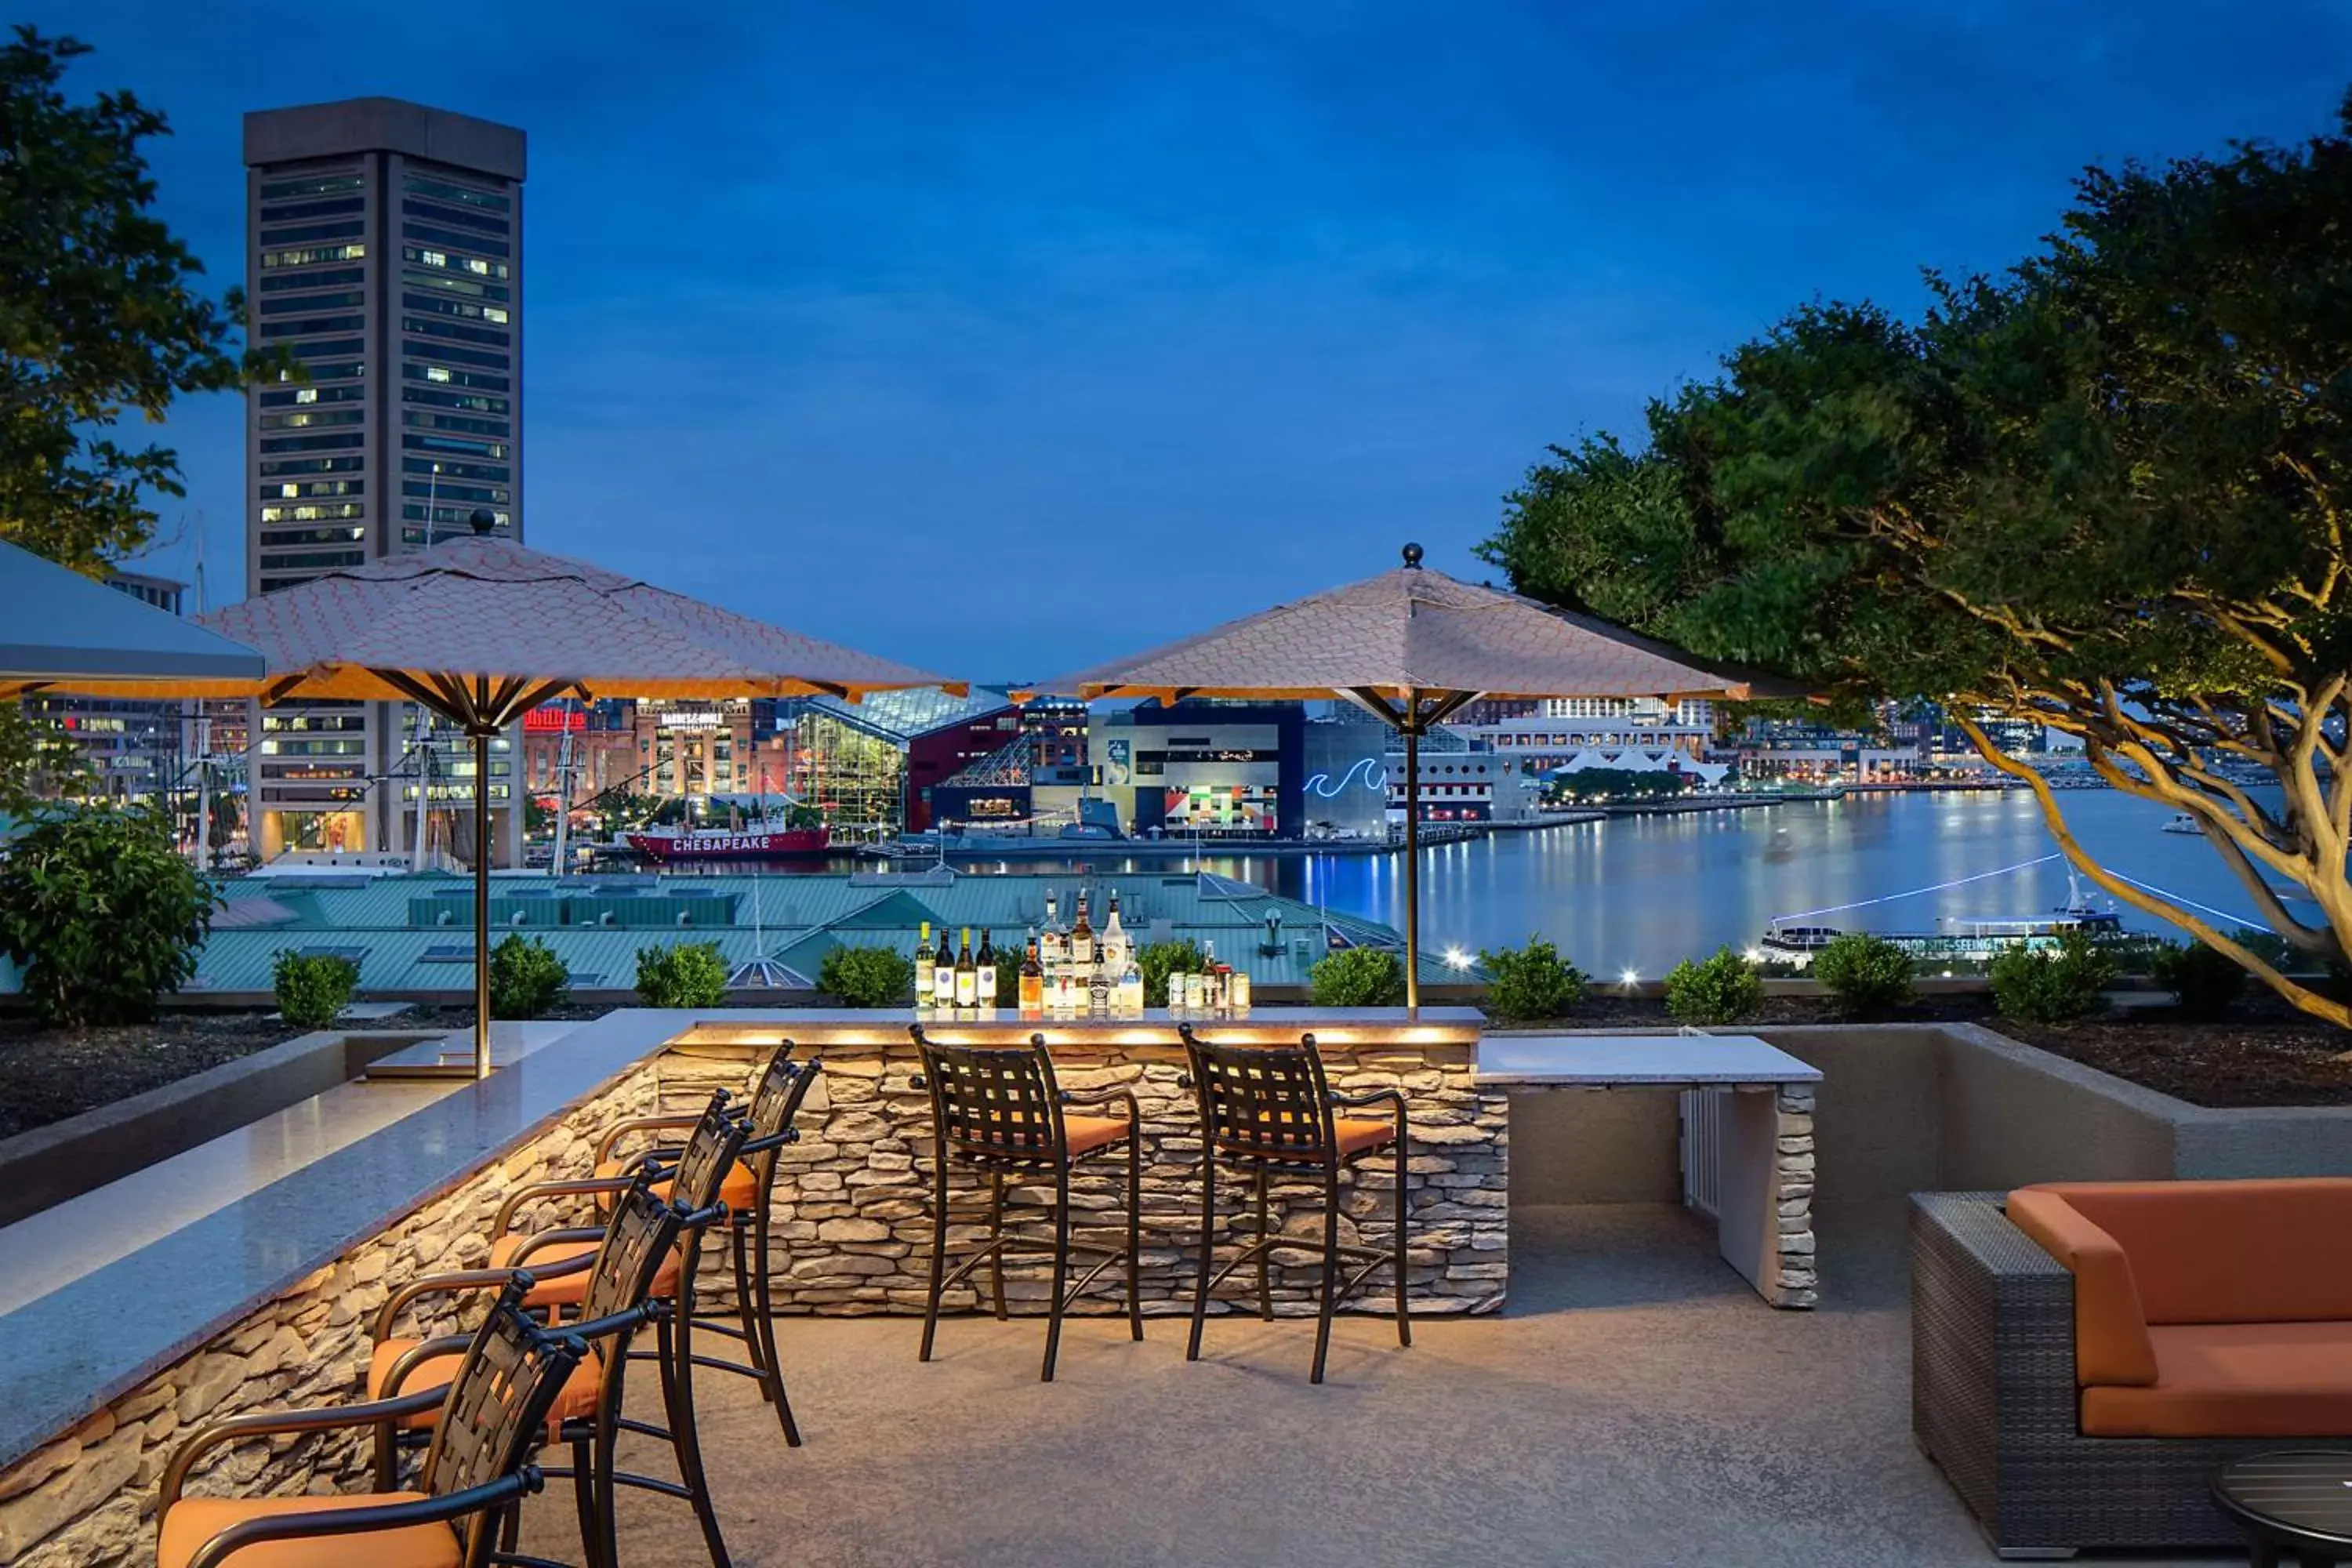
474,729,491,1079
1403,718,1420,1012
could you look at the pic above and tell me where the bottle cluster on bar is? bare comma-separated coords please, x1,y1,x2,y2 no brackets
909,886,1252,1019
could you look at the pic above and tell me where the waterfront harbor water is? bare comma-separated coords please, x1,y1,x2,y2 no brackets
868,789,2281,975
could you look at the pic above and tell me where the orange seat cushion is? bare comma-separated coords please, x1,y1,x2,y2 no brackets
488,1232,680,1308
159,1491,458,1568
2079,1321,2352,1437
366,1339,605,1432
592,1156,758,1211
1335,1118,1397,1158
1062,1116,1131,1157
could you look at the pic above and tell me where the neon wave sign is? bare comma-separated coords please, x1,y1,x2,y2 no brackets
1305,757,1388,797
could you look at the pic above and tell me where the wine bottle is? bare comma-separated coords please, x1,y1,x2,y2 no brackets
954,926,978,1008
1201,940,1220,1011
933,925,958,1009
1018,928,1044,1013
914,920,935,1012
975,928,997,1009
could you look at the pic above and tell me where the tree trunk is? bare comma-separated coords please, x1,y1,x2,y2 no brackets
1954,716,2352,1029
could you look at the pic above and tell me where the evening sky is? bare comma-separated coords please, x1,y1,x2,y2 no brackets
34,1,2351,677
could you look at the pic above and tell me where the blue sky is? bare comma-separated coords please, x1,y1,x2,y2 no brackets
38,1,2351,676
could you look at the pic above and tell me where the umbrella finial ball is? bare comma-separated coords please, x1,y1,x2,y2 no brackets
1402,542,1424,569
469,508,495,535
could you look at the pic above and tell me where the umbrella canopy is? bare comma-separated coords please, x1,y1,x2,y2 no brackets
1051,543,1787,706
0,539,265,691
10,524,961,1076
1037,544,1802,1007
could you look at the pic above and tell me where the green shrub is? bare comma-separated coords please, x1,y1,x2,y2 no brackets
488,933,569,1019
2229,926,2297,971
1988,931,2116,1023
636,941,731,1007
2147,940,2247,1020
1812,933,1914,1019
1309,946,1406,1007
1663,946,1765,1025
274,950,359,1029
1479,935,1588,1022
1138,939,1204,1006
816,943,914,1007
0,804,220,1026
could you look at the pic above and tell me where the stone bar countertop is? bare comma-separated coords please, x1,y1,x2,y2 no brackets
1475,1033,1822,1086
0,1005,1484,1472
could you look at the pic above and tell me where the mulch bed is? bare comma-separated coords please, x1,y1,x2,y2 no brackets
0,1002,615,1142
0,1012,303,1141
1495,991,2352,1110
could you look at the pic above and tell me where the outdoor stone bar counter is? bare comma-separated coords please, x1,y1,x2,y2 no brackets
0,1006,1501,1566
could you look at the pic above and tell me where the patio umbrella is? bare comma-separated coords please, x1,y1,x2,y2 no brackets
0,539,265,690
16,517,960,1076
1040,543,1799,1007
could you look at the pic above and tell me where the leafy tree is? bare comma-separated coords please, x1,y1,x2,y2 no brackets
1483,96,2352,1025
0,27,282,569
0,30,285,814
815,943,913,1007
0,804,219,1025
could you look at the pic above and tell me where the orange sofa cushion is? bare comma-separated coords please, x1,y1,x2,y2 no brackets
2005,1187,2157,1386
2080,1322,2352,1436
2019,1178,2352,1325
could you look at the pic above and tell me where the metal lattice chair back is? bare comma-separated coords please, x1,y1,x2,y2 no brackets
1184,1032,1337,1165
419,1280,586,1498
746,1042,820,1147
662,1090,749,1211
580,1178,689,1325
915,1035,1065,1167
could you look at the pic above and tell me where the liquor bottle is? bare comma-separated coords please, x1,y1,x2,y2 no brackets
1201,940,1220,1011
1088,950,1111,1015
914,921,936,1012
1070,887,1095,971
1101,890,1129,975
1117,950,1144,1014
1018,928,1044,1013
975,929,997,1010
1040,891,1065,974
1214,964,1233,1015
954,926,978,1008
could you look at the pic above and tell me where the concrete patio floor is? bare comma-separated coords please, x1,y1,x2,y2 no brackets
562,1203,2227,1568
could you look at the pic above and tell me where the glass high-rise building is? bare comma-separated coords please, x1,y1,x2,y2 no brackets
241,99,525,865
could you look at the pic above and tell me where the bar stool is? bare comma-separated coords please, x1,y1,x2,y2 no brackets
372,1178,712,1568
593,1040,823,1444
160,1278,584,1568
1178,1025,1412,1384
474,1091,749,1567
909,1025,1143,1381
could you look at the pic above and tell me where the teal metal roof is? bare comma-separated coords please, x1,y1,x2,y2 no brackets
34,869,1457,998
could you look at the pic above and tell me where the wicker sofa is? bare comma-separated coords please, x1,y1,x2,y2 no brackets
1911,1185,2352,1558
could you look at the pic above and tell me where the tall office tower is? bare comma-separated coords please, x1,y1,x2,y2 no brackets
242,99,525,866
